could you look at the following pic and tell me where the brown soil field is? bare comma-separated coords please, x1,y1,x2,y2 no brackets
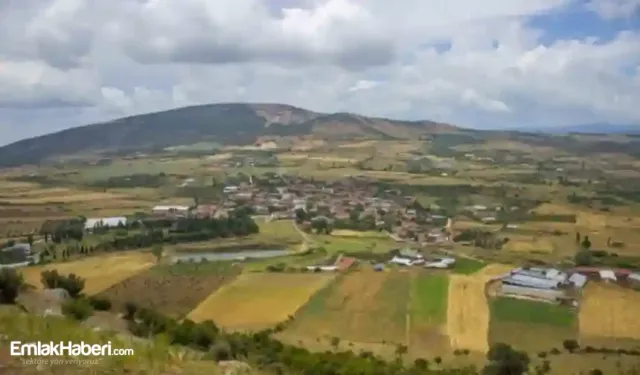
188,273,335,330
21,252,155,295
579,283,640,340
284,270,410,345
96,263,242,318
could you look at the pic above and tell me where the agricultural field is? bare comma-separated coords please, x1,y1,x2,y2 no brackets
446,264,513,353
489,297,577,352
188,273,335,331
175,219,304,253
21,251,155,295
96,261,241,318
311,234,399,254
330,229,388,238
409,272,450,356
284,269,410,346
579,283,640,342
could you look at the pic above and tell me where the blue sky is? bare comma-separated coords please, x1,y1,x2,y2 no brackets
0,0,639,145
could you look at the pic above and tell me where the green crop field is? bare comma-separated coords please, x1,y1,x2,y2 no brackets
451,258,487,275
284,270,410,345
490,297,575,327
410,272,448,324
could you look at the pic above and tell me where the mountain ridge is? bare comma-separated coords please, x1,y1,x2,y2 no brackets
0,103,457,166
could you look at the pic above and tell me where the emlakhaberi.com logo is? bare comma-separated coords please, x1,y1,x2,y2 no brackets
10,341,134,357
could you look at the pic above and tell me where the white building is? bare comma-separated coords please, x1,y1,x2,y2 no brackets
599,269,617,282
390,256,413,266
152,205,190,214
85,217,127,230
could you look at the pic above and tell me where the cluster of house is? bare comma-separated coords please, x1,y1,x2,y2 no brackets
388,248,457,269
84,175,453,243
0,243,38,268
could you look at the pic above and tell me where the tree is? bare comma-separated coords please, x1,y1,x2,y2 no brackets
483,343,530,375
562,339,580,353
575,232,581,244
27,234,34,247
124,301,138,320
574,250,593,266
0,268,24,304
413,358,429,371
59,273,85,298
151,244,164,263
330,337,340,350
588,369,603,375
581,235,592,250
395,344,408,358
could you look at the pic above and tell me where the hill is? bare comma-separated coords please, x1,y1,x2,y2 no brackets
0,103,456,166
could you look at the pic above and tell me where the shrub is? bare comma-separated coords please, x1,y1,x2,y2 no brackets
88,296,112,311
124,301,138,320
62,298,93,321
0,268,24,304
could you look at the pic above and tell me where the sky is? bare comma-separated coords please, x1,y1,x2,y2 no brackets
0,0,639,145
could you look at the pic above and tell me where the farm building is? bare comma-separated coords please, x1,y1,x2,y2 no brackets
374,264,385,272
84,217,127,230
425,257,456,269
390,256,413,266
599,269,617,282
152,205,190,215
503,274,561,289
629,273,640,288
0,243,35,268
568,273,588,288
306,265,338,272
335,257,356,271
501,284,566,302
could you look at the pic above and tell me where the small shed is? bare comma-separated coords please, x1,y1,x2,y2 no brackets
599,269,617,282
374,264,385,272
568,273,587,288
628,273,640,287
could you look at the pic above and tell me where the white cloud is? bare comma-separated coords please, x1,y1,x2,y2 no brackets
0,0,639,144
586,0,640,20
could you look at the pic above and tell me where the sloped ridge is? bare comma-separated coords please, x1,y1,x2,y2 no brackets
0,102,460,166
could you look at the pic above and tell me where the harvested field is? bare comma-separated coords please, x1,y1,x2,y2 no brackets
446,274,490,352
579,283,640,340
21,252,155,295
96,261,241,318
285,270,410,345
188,273,335,330
503,235,555,254
530,203,576,215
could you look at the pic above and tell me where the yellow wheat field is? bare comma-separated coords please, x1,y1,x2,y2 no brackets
503,236,554,254
579,283,640,340
447,274,490,352
188,273,335,330
21,252,155,295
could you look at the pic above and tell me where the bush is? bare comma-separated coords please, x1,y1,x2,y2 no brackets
40,270,85,298
0,268,24,304
88,296,112,311
124,301,138,320
62,298,93,321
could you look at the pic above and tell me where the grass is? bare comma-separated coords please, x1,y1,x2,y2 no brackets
451,257,487,275
311,234,399,254
0,307,209,374
490,297,575,327
410,272,448,324
175,220,304,253
21,251,155,295
187,272,335,330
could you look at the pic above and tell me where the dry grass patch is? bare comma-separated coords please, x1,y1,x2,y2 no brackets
3,192,126,204
446,274,490,352
503,235,555,254
579,283,640,340
188,273,335,330
530,203,576,215
21,252,155,295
